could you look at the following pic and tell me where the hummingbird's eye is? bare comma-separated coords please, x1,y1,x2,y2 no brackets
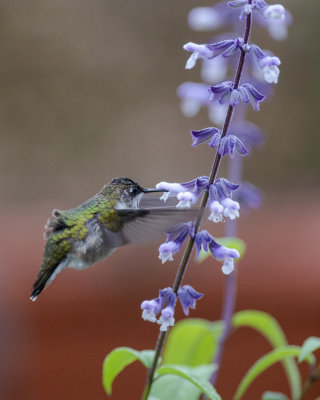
129,186,139,195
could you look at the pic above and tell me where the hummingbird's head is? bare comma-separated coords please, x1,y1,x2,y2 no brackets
109,177,166,209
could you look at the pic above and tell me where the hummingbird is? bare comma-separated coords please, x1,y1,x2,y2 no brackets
30,177,197,301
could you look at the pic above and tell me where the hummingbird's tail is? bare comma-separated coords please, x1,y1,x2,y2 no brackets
30,269,54,302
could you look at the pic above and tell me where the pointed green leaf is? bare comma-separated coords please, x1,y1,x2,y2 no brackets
151,364,215,400
155,364,221,400
298,336,320,363
163,318,223,366
102,347,155,395
262,391,289,400
233,310,301,398
233,345,315,400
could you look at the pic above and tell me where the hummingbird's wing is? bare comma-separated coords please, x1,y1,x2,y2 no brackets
115,207,199,246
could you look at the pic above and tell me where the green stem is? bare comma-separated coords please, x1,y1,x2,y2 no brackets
298,363,320,400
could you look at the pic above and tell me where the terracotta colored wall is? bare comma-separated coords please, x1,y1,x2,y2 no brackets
1,195,320,399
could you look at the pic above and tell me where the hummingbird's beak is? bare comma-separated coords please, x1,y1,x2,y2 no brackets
143,188,168,193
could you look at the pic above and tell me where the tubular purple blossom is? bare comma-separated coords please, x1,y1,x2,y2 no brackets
190,127,221,147
178,285,204,316
218,134,249,157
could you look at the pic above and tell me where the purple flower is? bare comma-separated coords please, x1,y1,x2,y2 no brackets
156,182,185,202
251,45,281,84
208,200,224,223
141,299,161,323
209,81,234,104
221,198,240,220
184,39,242,70
158,241,181,263
190,127,221,147
238,83,266,110
141,288,177,331
210,81,265,109
158,306,175,331
176,191,198,208
195,230,240,274
209,178,240,202
218,134,249,157
157,177,209,206
178,285,204,316
157,291,177,331
195,230,213,257
158,223,192,263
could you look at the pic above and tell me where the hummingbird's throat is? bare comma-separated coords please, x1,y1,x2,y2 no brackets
115,193,144,209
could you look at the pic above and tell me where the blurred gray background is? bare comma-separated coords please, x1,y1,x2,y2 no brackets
1,0,319,208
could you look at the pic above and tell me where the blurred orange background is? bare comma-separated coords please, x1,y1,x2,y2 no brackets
0,0,320,399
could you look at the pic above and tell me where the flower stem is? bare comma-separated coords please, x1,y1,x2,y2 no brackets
141,4,252,399
298,363,320,400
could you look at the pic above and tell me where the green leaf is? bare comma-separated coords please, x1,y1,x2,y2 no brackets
163,318,223,366
233,310,301,398
233,345,315,400
154,364,221,400
298,336,320,363
102,347,155,395
150,364,214,400
262,391,289,400
196,237,245,263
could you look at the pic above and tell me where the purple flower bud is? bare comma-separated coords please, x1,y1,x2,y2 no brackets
178,285,204,316
208,200,224,223
209,178,240,202
158,306,175,331
176,191,198,208
222,257,235,274
141,299,160,322
195,230,213,257
218,135,249,158
157,290,177,331
209,81,234,104
210,242,240,260
221,198,240,220
158,241,180,263
190,127,221,146
238,83,266,110
251,45,281,84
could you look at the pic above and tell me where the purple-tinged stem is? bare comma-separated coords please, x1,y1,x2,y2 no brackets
210,149,242,385
141,3,252,399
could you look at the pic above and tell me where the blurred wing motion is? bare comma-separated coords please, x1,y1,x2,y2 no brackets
116,206,199,245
